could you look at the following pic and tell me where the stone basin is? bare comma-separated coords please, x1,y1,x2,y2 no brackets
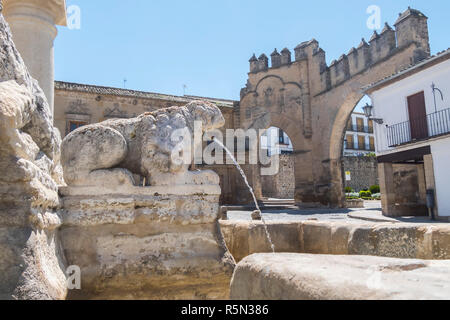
230,253,450,300
220,220,450,262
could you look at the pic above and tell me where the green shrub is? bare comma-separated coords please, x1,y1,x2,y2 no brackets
345,187,353,193
369,185,380,194
359,190,372,198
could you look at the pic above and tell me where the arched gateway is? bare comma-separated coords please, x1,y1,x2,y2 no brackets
238,8,431,207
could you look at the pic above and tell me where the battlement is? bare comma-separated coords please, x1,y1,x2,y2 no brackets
247,7,430,93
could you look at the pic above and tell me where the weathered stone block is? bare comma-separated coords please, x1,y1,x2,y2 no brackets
60,187,235,300
230,253,450,300
0,10,66,300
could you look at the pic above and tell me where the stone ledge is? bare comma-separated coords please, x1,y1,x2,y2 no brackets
220,220,450,261
230,253,450,300
59,184,221,197
61,193,221,227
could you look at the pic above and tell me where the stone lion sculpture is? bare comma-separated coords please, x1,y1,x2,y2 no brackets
61,101,225,188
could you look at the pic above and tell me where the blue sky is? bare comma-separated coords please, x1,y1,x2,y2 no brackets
56,1,450,101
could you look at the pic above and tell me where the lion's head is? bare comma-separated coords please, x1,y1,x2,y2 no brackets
186,100,225,131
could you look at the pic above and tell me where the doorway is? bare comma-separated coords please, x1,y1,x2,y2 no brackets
407,92,428,141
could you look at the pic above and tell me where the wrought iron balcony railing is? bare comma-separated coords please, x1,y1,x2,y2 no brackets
346,124,374,134
387,108,450,147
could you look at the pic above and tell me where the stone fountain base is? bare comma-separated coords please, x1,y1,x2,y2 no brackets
59,185,235,300
231,253,450,300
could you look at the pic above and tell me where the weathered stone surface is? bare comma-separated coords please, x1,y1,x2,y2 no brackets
61,101,225,188
220,220,450,262
345,199,364,208
220,221,302,262
60,187,235,300
230,253,450,300
0,9,66,300
58,87,234,299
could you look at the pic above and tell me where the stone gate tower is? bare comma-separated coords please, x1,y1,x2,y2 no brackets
238,7,430,207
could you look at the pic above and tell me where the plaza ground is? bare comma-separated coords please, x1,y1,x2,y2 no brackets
226,201,449,225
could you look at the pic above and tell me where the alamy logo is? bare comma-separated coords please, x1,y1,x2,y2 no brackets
67,5,81,30
366,5,381,30
170,121,280,176
66,265,81,290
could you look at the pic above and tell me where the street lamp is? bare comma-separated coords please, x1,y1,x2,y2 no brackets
362,103,384,125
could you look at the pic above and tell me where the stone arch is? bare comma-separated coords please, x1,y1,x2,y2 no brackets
243,110,306,202
327,91,366,206
329,91,365,162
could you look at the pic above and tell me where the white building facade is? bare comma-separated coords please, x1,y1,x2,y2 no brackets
343,112,376,156
260,127,293,157
366,49,450,220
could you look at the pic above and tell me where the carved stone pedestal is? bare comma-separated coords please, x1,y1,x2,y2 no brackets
59,185,235,300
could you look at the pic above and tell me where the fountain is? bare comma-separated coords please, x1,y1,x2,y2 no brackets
58,101,236,299
213,137,275,253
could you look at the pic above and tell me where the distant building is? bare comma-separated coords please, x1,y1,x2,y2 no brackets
260,127,293,157
343,112,376,156
366,48,450,221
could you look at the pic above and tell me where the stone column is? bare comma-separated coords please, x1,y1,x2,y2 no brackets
423,154,439,219
378,162,396,216
3,0,67,118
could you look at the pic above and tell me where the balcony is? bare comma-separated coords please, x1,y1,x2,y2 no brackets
387,108,450,147
344,142,375,152
346,124,374,134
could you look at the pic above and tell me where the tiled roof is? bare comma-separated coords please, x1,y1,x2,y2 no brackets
364,48,450,92
54,81,236,108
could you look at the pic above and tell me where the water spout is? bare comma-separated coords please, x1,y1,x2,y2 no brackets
213,138,275,253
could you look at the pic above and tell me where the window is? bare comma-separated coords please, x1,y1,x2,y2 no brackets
358,135,366,150
356,117,364,133
346,135,354,149
368,120,374,133
68,121,87,133
65,113,91,137
346,119,352,131
369,137,375,151
279,129,285,144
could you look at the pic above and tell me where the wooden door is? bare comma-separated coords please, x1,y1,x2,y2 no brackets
356,117,364,132
407,92,428,140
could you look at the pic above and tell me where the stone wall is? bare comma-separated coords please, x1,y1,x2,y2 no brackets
261,154,295,199
343,156,379,192
392,163,427,216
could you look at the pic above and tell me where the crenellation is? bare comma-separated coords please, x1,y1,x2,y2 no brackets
271,49,281,68
294,39,319,61
245,7,430,94
368,31,381,63
280,48,291,65
249,54,258,73
329,54,350,87
310,46,329,94
377,23,396,60
394,7,430,57
258,54,269,71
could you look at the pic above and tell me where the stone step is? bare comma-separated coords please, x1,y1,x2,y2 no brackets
230,253,450,300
